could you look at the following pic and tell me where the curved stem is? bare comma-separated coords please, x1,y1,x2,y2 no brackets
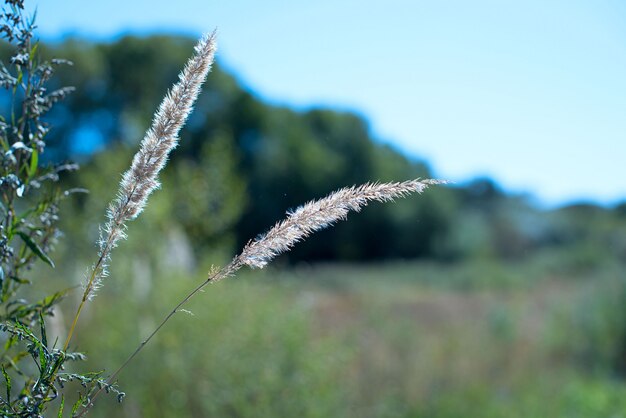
62,252,104,352
63,220,122,351
42,236,114,404
75,260,242,417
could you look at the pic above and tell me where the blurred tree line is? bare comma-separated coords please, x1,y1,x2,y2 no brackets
2,35,624,267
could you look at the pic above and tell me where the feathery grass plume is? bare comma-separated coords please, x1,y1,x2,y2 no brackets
237,179,447,269
62,33,216,360
86,32,217,301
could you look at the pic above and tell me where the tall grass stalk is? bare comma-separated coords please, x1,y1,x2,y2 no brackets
62,32,217,354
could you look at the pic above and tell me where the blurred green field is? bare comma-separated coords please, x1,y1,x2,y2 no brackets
48,259,626,417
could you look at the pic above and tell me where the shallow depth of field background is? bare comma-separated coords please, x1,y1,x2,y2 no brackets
9,2,626,417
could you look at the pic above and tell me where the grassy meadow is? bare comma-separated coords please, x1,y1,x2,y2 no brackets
47,256,625,417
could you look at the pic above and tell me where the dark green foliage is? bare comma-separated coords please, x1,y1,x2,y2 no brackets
0,3,111,415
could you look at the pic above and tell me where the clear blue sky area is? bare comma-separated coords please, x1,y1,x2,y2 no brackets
35,0,626,207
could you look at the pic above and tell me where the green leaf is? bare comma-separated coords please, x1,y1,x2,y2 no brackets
30,42,39,64
71,394,83,415
5,290,68,321
39,311,48,349
50,354,65,377
28,147,38,179
57,395,65,418
39,290,68,312
15,70,22,90
39,345,46,372
4,334,16,351
11,277,31,285
10,208,34,232
11,351,29,364
1,365,11,402
15,231,55,268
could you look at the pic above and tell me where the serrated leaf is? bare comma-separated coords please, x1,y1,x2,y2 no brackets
16,231,55,268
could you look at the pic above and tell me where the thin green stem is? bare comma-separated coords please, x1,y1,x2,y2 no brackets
75,260,242,417
41,234,115,405
63,250,104,351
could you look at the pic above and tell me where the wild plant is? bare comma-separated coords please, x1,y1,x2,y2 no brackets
0,1,106,416
0,1,445,416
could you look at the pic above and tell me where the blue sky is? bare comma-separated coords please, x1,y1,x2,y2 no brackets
35,0,626,207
